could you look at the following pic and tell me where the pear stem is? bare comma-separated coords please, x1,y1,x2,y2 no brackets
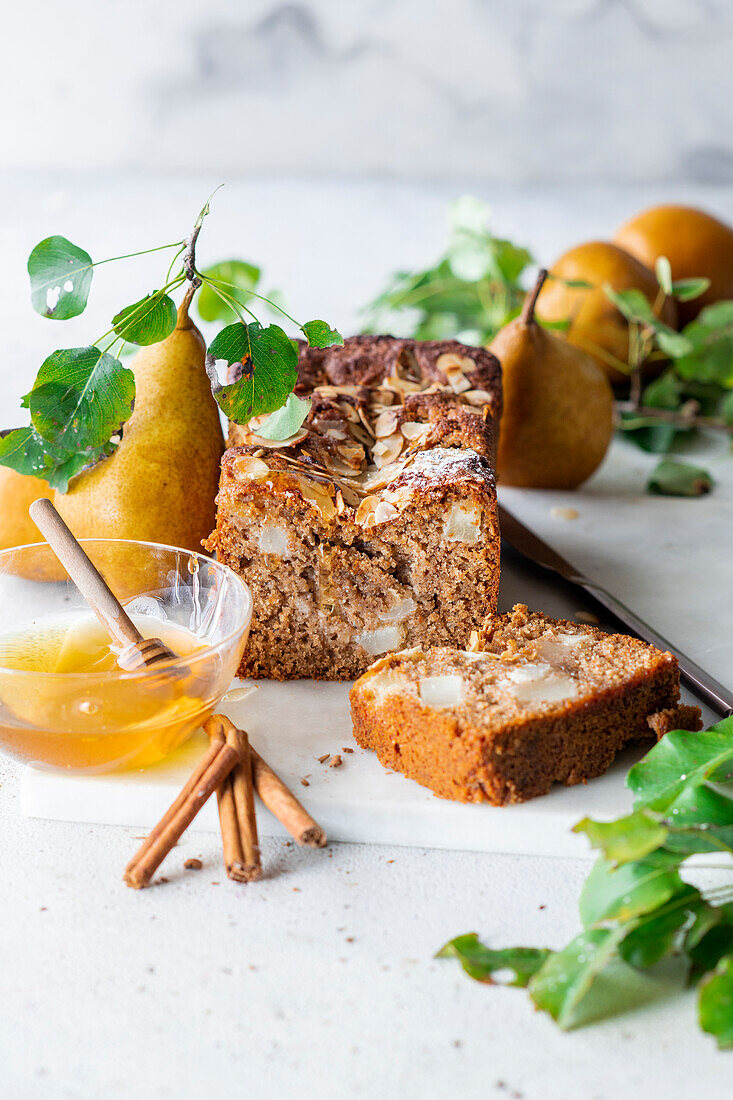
182,222,203,290
520,268,548,326
180,283,197,321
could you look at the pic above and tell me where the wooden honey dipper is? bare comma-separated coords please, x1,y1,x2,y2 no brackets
28,497,177,672
28,497,325,888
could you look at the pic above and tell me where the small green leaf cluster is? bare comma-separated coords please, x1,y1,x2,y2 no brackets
0,198,342,492
603,269,731,495
438,716,733,1049
362,197,533,346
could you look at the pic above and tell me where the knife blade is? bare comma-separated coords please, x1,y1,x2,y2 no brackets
498,503,733,717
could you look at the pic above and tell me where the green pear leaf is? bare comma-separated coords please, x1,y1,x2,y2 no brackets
574,810,668,866
28,236,94,320
198,261,261,322
257,393,311,440
301,320,344,349
655,256,673,295
578,851,684,928
686,904,733,985
619,885,702,969
112,292,176,346
0,426,116,493
659,784,733,857
528,926,630,1030
0,426,52,479
206,321,299,424
603,285,693,357
647,459,713,497
628,717,733,812
699,955,733,1049
674,305,733,386
436,934,550,987
26,347,135,455
671,276,711,302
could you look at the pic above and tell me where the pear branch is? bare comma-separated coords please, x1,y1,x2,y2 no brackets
521,268,548,326
183,222,203,290
616,398,733,435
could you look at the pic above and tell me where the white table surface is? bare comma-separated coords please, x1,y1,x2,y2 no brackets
1,173,732,1100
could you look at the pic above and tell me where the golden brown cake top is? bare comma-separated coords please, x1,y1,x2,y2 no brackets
226,335,501,482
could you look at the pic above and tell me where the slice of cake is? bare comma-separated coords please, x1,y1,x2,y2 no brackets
207,336,502,680
349,604,702,804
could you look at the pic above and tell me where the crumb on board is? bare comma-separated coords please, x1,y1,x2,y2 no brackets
184,858,203,871
550,506,579,520
317,753,330,763
301,778,310,787
329,755,343,768
342,747,354,753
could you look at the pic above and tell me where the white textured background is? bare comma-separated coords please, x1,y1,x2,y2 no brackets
2,6,733,1100
2,0,733,182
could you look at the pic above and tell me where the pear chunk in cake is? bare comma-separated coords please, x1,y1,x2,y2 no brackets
349,604,702,804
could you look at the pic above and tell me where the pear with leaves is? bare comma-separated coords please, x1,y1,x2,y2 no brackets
54,288,223,554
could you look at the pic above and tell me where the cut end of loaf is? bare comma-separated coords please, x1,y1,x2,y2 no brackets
211,335,502,680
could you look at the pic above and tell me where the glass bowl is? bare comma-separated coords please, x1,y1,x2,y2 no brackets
0,540,252,773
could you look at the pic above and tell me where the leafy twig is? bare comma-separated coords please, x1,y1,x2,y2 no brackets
0,193,343,491
617,400,733,435
439,716,733,1048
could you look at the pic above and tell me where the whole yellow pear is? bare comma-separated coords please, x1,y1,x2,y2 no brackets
614,203,733,325
0,467,51,550
536,241,677,384
54,291,224,557
490,270,614,489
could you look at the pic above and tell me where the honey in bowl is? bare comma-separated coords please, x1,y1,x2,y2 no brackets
0,612,218,771
0,539,253,774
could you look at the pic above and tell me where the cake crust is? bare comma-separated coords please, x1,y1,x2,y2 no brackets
349,605,700,804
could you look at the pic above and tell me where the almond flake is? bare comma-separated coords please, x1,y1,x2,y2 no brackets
462,389,493,406
372,433,403,468
355,495,380,525
373,500,399,524
348,423,374,448
357,460,408,492
337,443,366,470
231,454,271,481
445,368,472,394
400,421,430,441
338,401,361,423
297,476,337,522
436,352,476,375
374,410,399,438
357,406,376,439
245,428,310,448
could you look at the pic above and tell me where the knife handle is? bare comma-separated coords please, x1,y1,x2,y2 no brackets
580,580,733,717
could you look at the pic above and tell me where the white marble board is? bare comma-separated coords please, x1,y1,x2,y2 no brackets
20,534,718,861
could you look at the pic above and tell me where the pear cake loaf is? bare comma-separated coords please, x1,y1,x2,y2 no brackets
350,604,702,804
207,335,502,680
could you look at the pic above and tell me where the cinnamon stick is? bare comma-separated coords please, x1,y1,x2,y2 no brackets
124,738,240,889
204,715,261,882
250,748,327,848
